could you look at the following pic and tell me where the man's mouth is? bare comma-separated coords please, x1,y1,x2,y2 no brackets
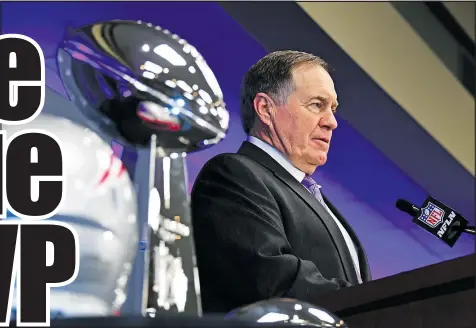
312,137,330,145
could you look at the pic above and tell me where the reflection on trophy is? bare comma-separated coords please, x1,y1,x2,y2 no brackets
57,20,229,316
4,114,139,318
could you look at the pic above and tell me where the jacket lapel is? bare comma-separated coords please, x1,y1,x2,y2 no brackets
274,173,359,284
238,142,359,284
323,195,372,282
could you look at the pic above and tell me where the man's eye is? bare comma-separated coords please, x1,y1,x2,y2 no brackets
311,102,322,109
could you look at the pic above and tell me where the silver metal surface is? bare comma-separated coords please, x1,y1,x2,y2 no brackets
57,19,229,317
227,298,348,328
121,136,157,315
57,20,229,153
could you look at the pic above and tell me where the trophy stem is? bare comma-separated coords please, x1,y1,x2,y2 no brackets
120,138,203,317
121,135,157,316
151,153,202,315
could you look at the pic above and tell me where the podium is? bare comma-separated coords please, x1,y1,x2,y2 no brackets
11,256,474,327
318,254,475,328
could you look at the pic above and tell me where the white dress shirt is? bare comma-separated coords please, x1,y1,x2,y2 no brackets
247,136,362,283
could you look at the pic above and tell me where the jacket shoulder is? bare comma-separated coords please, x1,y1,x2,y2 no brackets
204,152,262,169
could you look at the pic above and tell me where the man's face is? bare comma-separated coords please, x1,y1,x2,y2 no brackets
271,64,338,174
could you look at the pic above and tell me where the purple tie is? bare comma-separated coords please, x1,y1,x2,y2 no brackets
301,175,325,204
302,176,363,283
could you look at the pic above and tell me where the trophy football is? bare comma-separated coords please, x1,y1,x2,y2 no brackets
57,20,229,317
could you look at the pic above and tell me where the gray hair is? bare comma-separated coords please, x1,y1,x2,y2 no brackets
240,50,329,135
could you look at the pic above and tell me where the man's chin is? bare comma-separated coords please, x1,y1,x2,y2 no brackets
311,152,328,167
301,153,327,174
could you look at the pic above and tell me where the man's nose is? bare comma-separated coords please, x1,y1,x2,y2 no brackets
320,111,338,131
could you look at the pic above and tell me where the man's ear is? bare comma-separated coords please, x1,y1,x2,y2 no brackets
253,93,275,127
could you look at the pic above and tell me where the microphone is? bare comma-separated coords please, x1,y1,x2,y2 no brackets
395,199,420,216
395,196,471,247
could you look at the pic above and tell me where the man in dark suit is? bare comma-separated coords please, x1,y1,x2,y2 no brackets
191,50,371,313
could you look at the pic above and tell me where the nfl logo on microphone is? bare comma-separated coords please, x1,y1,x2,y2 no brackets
417,202,444,228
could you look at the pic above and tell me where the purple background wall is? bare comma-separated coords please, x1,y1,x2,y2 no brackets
2,1,473,280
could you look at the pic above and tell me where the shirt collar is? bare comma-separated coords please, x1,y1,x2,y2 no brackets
247,136,307,183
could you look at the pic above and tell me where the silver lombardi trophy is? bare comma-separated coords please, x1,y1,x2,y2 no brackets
57,20,229,317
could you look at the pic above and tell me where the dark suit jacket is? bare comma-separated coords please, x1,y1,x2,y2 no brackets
191,141,371,313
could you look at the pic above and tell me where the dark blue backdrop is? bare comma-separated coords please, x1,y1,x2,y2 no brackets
2,1,473,280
